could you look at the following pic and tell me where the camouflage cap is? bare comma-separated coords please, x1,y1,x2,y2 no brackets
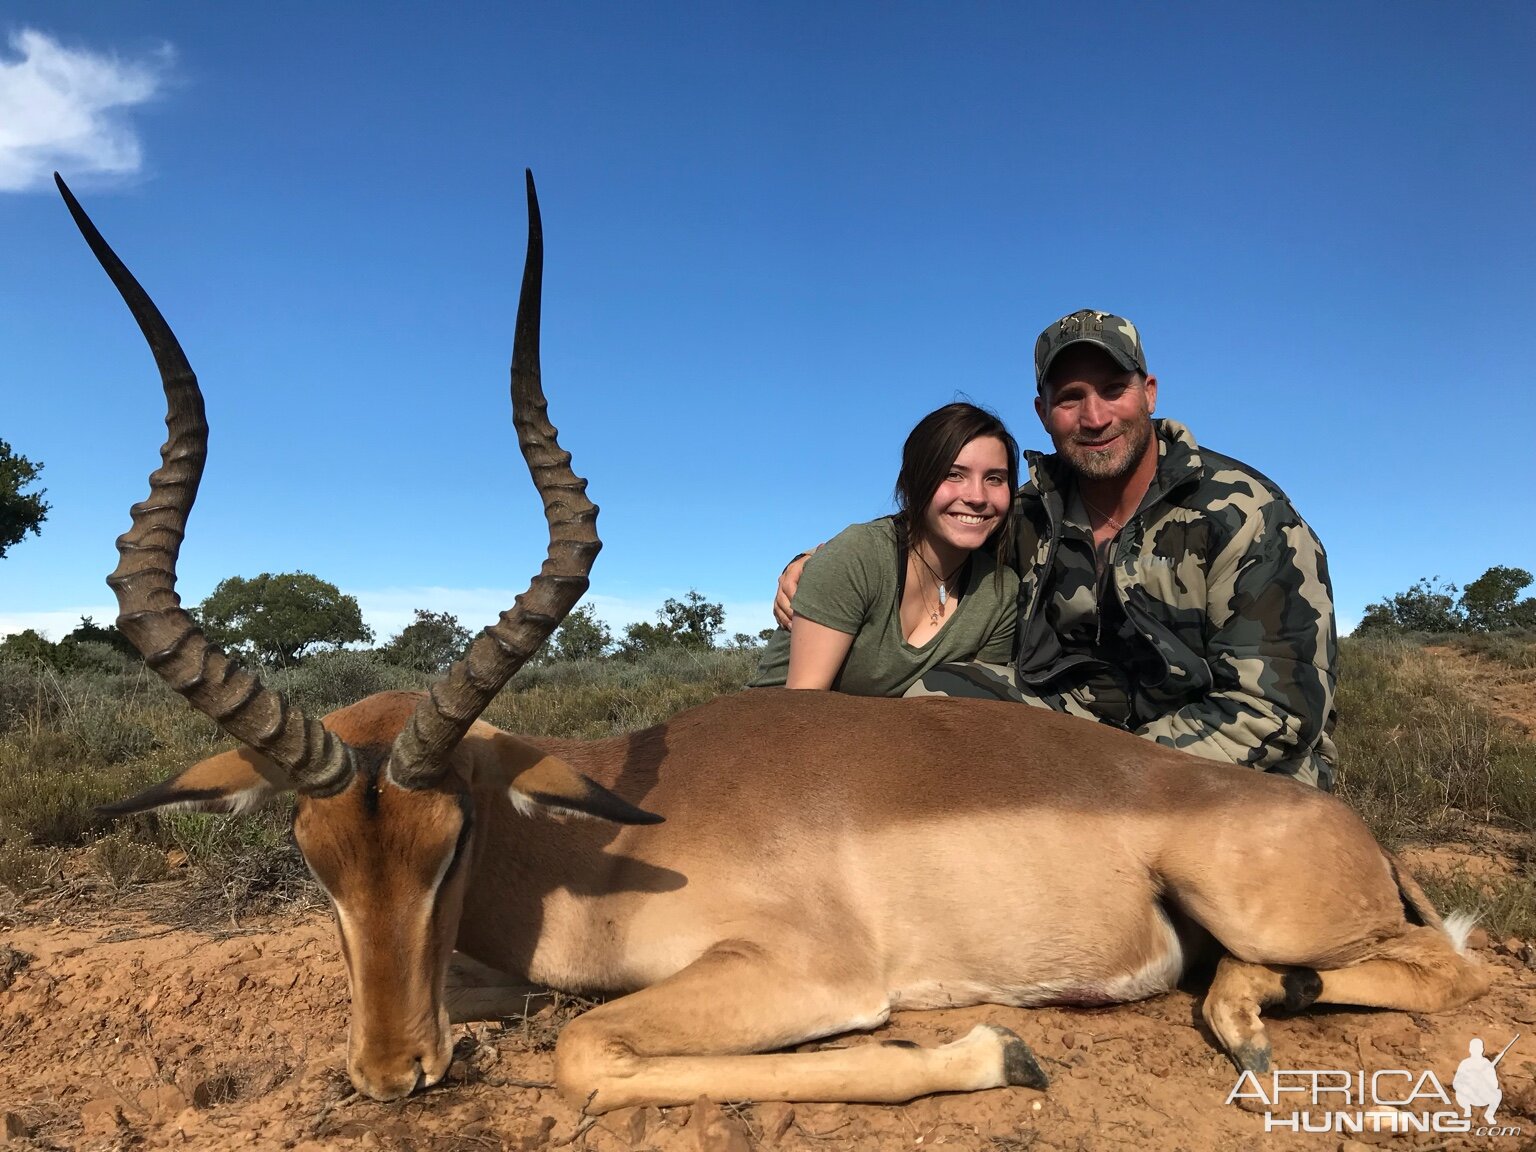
1034,309,1147,392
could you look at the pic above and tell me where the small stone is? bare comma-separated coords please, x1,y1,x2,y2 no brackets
165,848,189,869
1466,927,1491,951
1500,936,1523,956
1,1113,28,1140
79,1098,124,1137
513,1116,557,1150
137,1082,189,1118
756,1101,795,1142
690,1097,751,1152
603,1107,648,1144
448,1059,469,1082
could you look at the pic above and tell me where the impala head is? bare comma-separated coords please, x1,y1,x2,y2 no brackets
61,171,658,1100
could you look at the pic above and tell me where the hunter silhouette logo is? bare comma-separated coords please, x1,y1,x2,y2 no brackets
1454,1033,1518,1124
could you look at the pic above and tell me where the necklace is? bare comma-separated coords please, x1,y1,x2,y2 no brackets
911,548,964,625
1081,492,1125,532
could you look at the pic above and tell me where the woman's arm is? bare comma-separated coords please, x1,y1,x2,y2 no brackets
785,616,856,689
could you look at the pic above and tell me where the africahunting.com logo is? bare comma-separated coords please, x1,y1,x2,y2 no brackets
1227,1032,1522,1137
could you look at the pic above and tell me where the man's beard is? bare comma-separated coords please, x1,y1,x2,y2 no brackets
1058,416,1155,482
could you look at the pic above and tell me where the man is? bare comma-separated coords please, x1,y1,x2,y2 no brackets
775,309,1338,788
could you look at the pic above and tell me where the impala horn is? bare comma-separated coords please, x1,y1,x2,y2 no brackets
57,173,356,795
388,170,601,789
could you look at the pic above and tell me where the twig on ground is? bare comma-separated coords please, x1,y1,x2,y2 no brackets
479,1076,553,1089
554,1115,598,1146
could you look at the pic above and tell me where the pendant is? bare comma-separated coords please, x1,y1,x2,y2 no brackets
938,584,948,609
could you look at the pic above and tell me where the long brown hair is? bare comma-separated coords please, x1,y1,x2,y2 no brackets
894,403,1019,573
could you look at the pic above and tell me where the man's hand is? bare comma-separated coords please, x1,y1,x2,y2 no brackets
773,548,817,629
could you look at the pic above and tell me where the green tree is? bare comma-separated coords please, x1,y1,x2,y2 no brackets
728,628,776,649
546,603,613,662
0,628,61,665
63,616,136,657
379,609,472,672
616,590,725,659
1355,577,1464,635
197,572,373,666
0,439,49,559
1458,566,1536,632
659,590,725,649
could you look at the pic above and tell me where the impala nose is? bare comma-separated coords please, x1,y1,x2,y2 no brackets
351,1055,426,1102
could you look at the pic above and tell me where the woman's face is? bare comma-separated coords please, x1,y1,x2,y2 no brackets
922,435,1012,555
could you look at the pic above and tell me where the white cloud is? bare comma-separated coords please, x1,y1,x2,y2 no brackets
0,28,171,192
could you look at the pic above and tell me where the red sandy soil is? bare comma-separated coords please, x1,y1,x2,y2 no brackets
3,853,1535,1152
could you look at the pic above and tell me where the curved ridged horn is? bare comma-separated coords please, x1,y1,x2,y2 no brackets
388,170,600,789
57,174,356,796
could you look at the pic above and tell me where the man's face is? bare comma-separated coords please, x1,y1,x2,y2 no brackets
1034,344,1158,482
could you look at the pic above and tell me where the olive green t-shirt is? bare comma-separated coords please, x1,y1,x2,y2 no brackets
749,518,1019,696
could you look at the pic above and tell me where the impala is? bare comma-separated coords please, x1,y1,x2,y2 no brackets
60,171,1489,1113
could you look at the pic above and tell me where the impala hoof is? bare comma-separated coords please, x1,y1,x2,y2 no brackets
987,1025,1049,1090
1230,1040,1271,1076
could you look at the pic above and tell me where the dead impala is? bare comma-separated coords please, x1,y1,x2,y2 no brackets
60,171,1489,1113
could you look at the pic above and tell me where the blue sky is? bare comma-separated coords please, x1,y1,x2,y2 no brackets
3,3,1533,646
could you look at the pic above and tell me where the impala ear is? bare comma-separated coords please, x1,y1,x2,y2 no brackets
482,731,662,826
97,746,293,817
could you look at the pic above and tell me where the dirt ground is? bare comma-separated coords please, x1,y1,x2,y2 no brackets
4,648,1535,1152
2,842,1533,1152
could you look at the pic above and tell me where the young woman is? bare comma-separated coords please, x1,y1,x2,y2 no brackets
749,403,1020,696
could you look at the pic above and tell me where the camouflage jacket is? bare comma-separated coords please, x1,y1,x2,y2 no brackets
1011,419,1338,788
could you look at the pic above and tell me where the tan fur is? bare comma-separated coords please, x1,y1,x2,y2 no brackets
128,685,1490,1110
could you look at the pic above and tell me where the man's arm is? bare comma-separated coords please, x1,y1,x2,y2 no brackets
1134,503,1336,780
773,547,819,629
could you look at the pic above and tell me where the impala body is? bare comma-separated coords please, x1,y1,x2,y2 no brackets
63,171,1488,1114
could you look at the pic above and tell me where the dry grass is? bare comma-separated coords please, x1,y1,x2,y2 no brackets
85,828,167,891
1334,636,1536,842
1420,869,1536,941
1447,629,1536,670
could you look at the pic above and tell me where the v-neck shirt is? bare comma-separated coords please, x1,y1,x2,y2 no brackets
749,518,1018,696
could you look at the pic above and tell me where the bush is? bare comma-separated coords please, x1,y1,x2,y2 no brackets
268,649,428,715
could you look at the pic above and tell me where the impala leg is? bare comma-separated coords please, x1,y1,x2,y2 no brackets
1202,956,1321,1075
1204,928,1492,1076
1306,927,1492,1011
445,953,551,1024
554,938,1047,1112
